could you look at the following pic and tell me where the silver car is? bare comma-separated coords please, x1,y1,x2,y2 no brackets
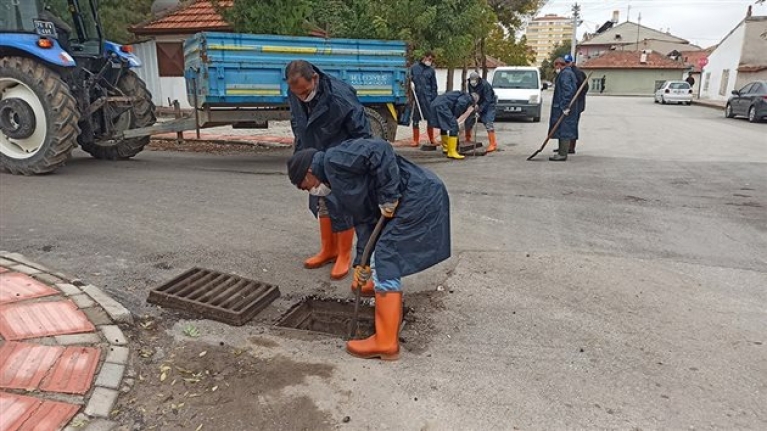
654,81,693,105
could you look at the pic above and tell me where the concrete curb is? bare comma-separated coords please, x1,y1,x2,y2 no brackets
692,100,727,110
0,252,134,431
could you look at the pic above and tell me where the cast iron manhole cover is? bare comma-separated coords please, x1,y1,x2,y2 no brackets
148,267,280,326
275,297,376,338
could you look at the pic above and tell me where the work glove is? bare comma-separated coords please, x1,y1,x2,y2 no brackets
353,265,372,289
379,201,399,218
563,108,571,116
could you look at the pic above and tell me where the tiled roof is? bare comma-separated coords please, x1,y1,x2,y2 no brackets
580,21,688,46
580,50,686,69
131,0,233,35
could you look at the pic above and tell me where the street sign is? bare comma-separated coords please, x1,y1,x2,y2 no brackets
698,57,709,68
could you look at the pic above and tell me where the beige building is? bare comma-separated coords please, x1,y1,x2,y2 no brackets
526,14,573,67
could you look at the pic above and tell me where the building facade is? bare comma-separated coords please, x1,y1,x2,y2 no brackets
579,50,687,95
525,14,573,67
699,12,767,102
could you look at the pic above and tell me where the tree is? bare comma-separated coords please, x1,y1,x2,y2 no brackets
47,0,153,43
485,25,534,66
540,40,571,81
217,0,313,35
482,0,543,76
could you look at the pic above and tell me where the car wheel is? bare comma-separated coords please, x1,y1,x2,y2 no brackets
661,96,667,105
748,106,760,123
686,101,692,106
725,103,735,118
654,97,659,104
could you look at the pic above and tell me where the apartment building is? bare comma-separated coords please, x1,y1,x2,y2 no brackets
525,14,573,67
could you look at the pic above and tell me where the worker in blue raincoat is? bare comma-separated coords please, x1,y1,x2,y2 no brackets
465,72,498,153
409,51,439,147
430,91,478,160
564,54,588,154
287,138,452,361
548,57,579,162
286,60,372,280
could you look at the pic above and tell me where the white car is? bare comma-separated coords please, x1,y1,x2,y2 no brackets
490,67,543,122
654,81,693,105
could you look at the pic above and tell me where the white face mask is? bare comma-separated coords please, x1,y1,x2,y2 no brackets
303,86,318,103
555,68,562,74
423,60,432,67
469,79,478,86
309,183,331,197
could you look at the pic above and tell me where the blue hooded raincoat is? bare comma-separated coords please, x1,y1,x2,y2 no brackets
549,66,579,140
310,138,451,282
431,91,475,135
287,64,372,231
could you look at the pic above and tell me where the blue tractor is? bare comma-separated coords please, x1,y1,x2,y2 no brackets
0,0,156,174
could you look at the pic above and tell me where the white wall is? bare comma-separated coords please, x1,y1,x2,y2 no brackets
700,22,745,102
132,36,193,109
435,68,497,94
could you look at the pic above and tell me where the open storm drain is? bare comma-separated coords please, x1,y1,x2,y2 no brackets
148,267,280,326
275,297,377,338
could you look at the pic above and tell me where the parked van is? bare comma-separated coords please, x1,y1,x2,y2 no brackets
489,66,544,122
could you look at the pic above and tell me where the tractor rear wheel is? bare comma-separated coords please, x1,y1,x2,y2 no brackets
0,57,80,175
79,71,156,160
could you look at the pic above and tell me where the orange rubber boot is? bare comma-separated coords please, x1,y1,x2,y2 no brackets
346,291,402,360
486,130,497,153
464,129,472,143
427,127,437,145
304,217,337,269
351,279,375,298
330,228,354,279
411,128,420,147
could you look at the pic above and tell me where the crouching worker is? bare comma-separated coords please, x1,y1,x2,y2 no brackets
287,138,452,361
430,91,479,160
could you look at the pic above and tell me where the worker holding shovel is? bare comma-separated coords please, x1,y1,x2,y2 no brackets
287,138,452,361
409,51,439,147
548,57,579,162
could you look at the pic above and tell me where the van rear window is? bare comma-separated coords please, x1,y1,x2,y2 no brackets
492,71,539,89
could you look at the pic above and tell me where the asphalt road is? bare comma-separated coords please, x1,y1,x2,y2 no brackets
1,96,766,430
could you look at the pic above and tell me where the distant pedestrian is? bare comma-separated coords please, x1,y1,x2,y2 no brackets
548,57,579,162
409,51,439,147
600,75,606,94
686,73,696,87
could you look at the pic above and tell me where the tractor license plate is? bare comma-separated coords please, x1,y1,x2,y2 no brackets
504,107,522,112
33,20,57,38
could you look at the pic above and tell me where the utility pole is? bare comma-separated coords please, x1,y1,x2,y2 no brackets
571,2,581,59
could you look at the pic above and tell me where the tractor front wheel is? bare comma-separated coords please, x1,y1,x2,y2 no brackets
79,71,156,160
0,57,80,175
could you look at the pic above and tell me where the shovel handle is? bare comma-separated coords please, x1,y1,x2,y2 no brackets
349,215,388,339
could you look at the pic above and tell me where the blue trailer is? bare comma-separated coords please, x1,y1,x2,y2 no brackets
123,32,409,142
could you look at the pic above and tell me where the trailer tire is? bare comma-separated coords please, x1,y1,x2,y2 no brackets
374,106,399,142
0,56,80,175
364,107,391,141
79,71,156,160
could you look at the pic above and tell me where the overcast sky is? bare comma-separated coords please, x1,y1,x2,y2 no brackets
538,0,767,48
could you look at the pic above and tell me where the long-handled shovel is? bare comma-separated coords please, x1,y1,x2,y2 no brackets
348,215,388,339
527,72,592,161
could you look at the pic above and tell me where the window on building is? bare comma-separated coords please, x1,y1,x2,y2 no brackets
719,69,730,96
156,42,185,77
703,72,711,92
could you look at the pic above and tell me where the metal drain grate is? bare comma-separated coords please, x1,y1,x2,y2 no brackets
148,268,280,326
275,298,375,338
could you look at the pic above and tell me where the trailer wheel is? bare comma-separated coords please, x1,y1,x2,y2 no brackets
374,106,399,142
0,57,80,175
79,71,156,160
364,107,391,141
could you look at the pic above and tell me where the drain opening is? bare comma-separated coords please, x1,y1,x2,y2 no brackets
275,298,376,338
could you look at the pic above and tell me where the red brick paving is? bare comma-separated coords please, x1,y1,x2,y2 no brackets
0,273,59,304
40,346,101,394
0,301,95,341
0,342,64,391
0,267,9,274
0,392,79,431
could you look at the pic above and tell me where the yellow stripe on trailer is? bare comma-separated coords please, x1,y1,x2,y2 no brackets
386,103,398,122
356,90,393,96
207,45,253,51
226,89,282,96
261,46,320,54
